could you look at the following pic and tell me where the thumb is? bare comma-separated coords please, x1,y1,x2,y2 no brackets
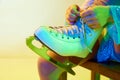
72,4,80,16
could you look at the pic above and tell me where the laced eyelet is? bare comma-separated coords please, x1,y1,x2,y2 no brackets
55,34,58,36
73,37,75,39
49,30,52,33
62,36,64,39
78,36,80,38
67,37,69,39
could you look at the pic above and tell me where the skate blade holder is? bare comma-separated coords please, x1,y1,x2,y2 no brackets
26,36,75,75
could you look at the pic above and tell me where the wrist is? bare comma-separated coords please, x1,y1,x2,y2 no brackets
93,0,109,6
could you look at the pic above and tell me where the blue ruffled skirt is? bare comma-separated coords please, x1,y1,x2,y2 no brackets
97,33,120,62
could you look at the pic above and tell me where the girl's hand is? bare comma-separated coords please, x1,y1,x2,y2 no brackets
80,7,100,28
80,6,111,28
65,4,80,25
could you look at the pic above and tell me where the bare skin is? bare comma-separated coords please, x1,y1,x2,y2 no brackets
37,50,68,80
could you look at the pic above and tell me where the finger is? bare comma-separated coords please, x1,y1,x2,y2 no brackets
65,4,80,25
66,13,77,23
68,17,77,22
69,13,77,19
82,15,97,22
81,11,96,23
85,20,100,28
66,4,79,14
66,16,76,25
66,19,75,25
88,24,100,29
70,5,80,16
80,10,94,18
71,4,80,12
67,15,77,23
66,7,73,17
66,11,78,25
90,24,101,28
71,9,80,16
66,5,80,20
86,20,98,25
66,9,77,19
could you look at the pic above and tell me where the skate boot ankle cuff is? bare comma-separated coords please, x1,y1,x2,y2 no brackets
94,6,110,27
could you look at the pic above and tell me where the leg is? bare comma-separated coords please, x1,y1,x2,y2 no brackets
38,57,56,80
37,50,68,80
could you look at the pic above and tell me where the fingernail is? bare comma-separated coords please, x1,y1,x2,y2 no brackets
71,14,76,17
70,22,75,25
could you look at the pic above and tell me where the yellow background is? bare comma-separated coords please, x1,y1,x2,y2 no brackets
0,0,109,80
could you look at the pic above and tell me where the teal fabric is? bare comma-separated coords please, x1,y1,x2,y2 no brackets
110,6,120,44
105,0,120,5
107,24,120,45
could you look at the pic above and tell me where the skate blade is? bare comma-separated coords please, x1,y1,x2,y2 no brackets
26,36,75,75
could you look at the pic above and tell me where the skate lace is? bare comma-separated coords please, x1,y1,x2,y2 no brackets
50,19,92,52
52,19,86,38
56,25,79,35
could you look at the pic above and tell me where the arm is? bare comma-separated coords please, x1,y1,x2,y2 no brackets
81,0,95,9
65,0,119,25
65,0,95,25
93,0,120,5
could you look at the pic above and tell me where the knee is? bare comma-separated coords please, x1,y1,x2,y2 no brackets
37,57,57,75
